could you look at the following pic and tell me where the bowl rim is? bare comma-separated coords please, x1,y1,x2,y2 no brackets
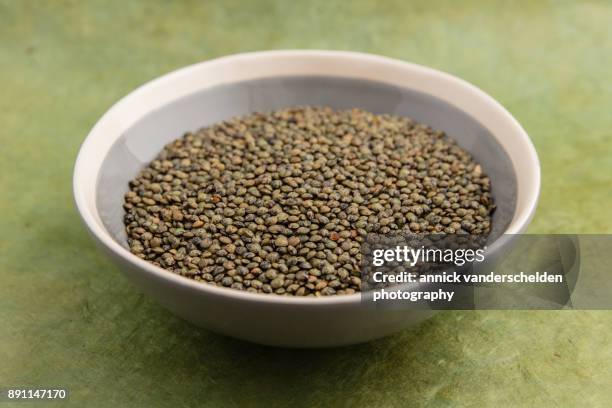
73,49,541,306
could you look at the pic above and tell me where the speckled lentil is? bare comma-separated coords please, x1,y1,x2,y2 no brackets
123,107,494,296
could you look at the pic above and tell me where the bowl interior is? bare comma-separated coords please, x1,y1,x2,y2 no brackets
96,75,517,248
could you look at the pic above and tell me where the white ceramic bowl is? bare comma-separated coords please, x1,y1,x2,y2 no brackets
73,50,540,347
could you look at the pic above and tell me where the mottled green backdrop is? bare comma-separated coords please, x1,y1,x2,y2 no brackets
1,1,611,407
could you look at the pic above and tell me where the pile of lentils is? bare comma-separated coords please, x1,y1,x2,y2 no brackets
123,107,494,296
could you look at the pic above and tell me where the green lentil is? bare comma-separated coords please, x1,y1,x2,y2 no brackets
124,107,494,296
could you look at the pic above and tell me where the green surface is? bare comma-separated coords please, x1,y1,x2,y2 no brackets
1,1,611,406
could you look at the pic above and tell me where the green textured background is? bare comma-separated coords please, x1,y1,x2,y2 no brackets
1,1,611,407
